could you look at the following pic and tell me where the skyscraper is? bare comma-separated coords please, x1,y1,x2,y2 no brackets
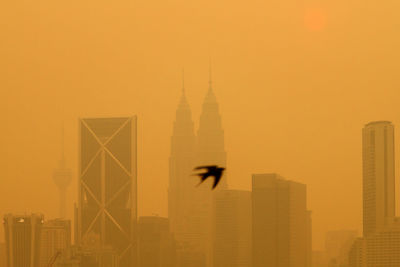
252,173,309,267
212,190,252,267
77,117,137,267
193,69,228,267
196,71,227,186
3,213,44,267
39,219,71,267
138,216,176,267
362,121,395,236
168,77,196,241
53,126,72,219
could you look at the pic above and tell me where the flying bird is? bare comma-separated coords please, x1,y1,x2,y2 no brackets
193,165,225,189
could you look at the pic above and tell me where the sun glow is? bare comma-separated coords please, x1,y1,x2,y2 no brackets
304,7,327,32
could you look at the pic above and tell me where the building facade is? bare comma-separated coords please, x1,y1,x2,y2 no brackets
77,117,137,267
212,190,252,267
168,84,196,242
39,219,71,267
362,121,395,236
252,173,310,267
138,216,176,267
3,214,44,267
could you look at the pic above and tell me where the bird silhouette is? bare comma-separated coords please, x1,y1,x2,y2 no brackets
193,165,225,189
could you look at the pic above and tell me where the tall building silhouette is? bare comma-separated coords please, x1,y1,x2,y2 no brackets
252,174,310,267
0,243,6,267
138,216,176,267
3,213,44,267
53,126,72,219
349,121,400,267
196,69,227,184
39,219,71,267
362,121,395,236
77,117,137,267
168,75,196,241
193,69,228,267
212,190,252,267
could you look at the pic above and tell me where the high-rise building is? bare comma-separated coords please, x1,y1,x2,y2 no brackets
212,190,252,267
252,173,309,267
306,211,313,267
77,117,137,267
53,126,72,219
39,219,71,267
196,71,227,187
168,78,196,241
193,70,227,267
3,213,44,267
362,121,395,236
0,243,6,267
138,216,176,267
348,121,399,266
349,219,400,267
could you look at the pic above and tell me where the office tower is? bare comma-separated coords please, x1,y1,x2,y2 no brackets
252,173,309,267
3,213,44,267
312,251,328,267
168,79,196,240
349,219,400,267
39,219,71,267
324,230,357,266
212,190,252,267
196,71,227,187
306,211,312,267
77,117,137,267
362,121,395,236
192,70,227,267
0,243,6,267
53,127,72,219
138,216,176,267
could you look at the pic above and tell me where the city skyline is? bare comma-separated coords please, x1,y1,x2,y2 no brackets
2,0,400,253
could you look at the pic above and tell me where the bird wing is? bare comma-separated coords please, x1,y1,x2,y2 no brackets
193,165,217,171
212,175,221,189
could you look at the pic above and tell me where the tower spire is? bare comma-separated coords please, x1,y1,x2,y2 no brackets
209,57,212,89
182,68,185,95
60,121,65,168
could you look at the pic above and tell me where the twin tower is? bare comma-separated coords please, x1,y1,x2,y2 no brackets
168,76,227,266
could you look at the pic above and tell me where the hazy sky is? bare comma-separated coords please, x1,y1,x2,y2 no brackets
1,0,400,249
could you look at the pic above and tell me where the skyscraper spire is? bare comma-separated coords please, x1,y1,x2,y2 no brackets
182,68,185,93
209,57,213,89
60,121,65,168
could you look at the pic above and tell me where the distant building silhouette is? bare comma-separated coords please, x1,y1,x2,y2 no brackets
362,121,395,236
306,211,312,267
39,219,71,267
252,174,310,267
3,213,44,267
53,126,72,219
348,121,400,266
192,70,227,267
0,243,5,267
76,117,137,267
168,71,227,267
138,216,176,267
349,219,400,267
212,190,252,267
168,78,196,244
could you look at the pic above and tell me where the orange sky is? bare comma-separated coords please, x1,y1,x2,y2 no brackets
1,0,400,250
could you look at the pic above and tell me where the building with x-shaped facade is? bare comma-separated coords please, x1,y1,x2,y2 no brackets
77,117,137,267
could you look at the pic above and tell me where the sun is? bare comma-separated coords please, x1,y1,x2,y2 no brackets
304,7,327,32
